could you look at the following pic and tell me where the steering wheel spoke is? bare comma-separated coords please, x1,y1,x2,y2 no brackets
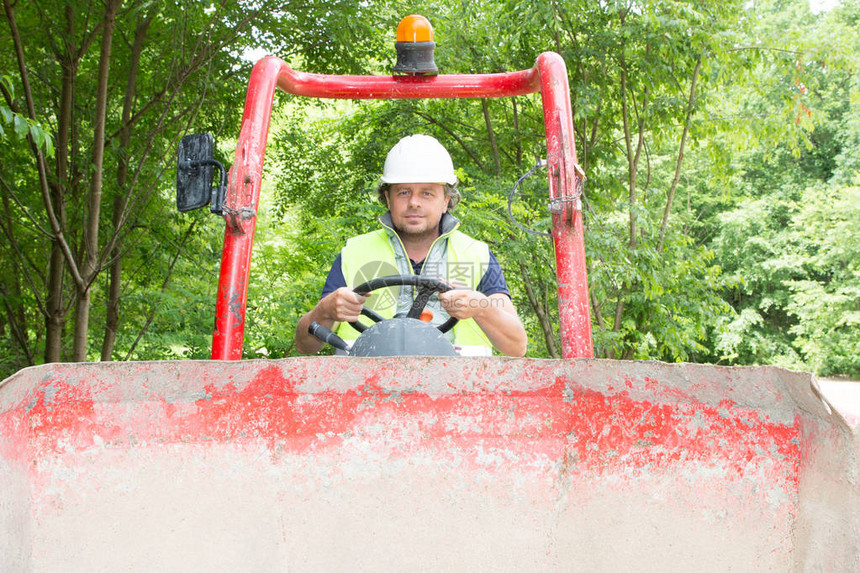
406,285,436,319
361,307,385,323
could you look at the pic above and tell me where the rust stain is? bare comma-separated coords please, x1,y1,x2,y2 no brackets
4,363,801,508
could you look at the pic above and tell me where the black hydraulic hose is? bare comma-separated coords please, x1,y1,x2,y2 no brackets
507,159,551,238
308,321,350,352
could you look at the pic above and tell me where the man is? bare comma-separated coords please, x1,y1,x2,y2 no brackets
295,134,527,357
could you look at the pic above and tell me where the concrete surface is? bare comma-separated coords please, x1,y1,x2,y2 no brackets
1,358,858,572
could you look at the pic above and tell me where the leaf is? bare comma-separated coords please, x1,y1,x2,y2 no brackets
13,114,28,137
28,122,43,148
0,75,12,97
43,132,54,157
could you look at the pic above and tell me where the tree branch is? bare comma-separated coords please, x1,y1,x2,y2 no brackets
512,97,522,167
0,282,34,365
727,46,804,55
412,110,485,171
99,60,209,273
0,192,49,318
481,99,501,175
658,57,702,252
123,219,197,360
0,167,54,239
619,51,648,250
3,0,85,288
102,9,154,361
518,260,560,358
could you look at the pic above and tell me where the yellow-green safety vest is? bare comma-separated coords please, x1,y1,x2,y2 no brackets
336,218,493,355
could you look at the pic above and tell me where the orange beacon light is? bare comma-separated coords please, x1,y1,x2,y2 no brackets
397,14,434,43
392,15,438,75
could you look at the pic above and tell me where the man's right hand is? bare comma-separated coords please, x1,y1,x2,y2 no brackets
323,287,370,323
296,287,369,354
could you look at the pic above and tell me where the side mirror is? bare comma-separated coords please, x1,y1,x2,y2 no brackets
176,133,227,214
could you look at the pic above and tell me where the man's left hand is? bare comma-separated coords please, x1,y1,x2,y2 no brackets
438,288,527,357
438,289,490,320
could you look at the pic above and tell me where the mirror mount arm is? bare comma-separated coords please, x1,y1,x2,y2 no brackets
179,158,228,215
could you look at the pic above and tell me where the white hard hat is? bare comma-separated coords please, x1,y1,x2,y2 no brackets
380,134,458,185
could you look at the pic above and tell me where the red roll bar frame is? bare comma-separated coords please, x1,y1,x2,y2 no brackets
212,53,593,360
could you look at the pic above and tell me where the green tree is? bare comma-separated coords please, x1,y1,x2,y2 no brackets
0,0,388,378
707,0,859,375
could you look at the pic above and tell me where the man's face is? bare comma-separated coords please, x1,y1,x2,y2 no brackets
385,183,448,240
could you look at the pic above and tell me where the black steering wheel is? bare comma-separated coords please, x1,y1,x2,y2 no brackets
349,274,458,334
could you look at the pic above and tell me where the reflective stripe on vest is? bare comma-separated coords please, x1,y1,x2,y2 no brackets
336,227,492,351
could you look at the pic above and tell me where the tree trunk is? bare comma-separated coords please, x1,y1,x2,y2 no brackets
619,55,648,251
481,99,501,175
102,13,152,361
45,7,78,363
73,0,121,361
0,249,33,366
4,0,76,362
615,49,648,360
44,246,66,362
658,58,702,252
100,213,122,361
512,97,522,167
0,188,27,364
518,261,560,358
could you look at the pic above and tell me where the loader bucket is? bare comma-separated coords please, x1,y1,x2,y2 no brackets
1,358,858,571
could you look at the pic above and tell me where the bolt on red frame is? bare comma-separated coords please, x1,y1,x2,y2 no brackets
212,53,593,360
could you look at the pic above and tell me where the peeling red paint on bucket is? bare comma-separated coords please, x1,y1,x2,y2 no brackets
1,359,858,571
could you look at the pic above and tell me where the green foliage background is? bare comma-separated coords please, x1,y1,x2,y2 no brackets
1,0,857,378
